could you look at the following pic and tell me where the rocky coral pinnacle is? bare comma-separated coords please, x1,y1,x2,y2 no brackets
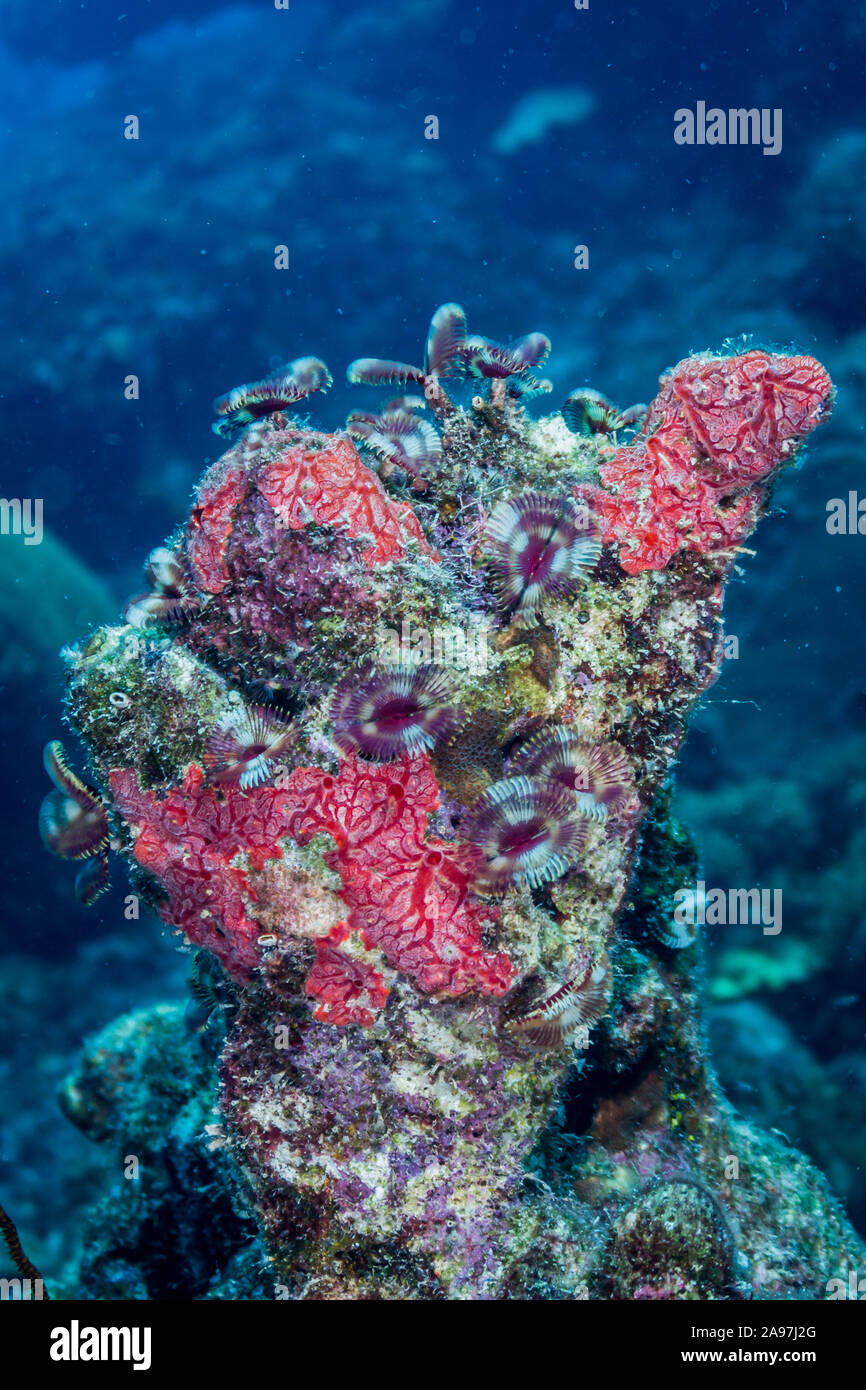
49,306,858,1301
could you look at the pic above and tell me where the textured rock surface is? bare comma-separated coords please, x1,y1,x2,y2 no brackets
54,329,863,1298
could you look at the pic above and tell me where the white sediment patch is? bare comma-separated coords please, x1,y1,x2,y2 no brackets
492,87,596,154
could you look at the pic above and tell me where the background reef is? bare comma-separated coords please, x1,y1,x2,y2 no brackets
1,0,865,1295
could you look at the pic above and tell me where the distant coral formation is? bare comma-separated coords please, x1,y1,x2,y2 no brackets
46,306,862,1298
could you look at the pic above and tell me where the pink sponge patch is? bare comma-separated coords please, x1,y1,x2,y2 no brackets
258,431,435,568
110,764,294,979
647,350,834,484
283,753,513,999
110,750,512,1021
187,463,250,594
591,350,833,575
304,925,390,1027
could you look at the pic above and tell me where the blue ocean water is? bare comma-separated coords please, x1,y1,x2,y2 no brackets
1,0,864,1291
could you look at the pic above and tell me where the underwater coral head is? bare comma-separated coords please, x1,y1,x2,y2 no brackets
329,662,460,761
47,313,862,1300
